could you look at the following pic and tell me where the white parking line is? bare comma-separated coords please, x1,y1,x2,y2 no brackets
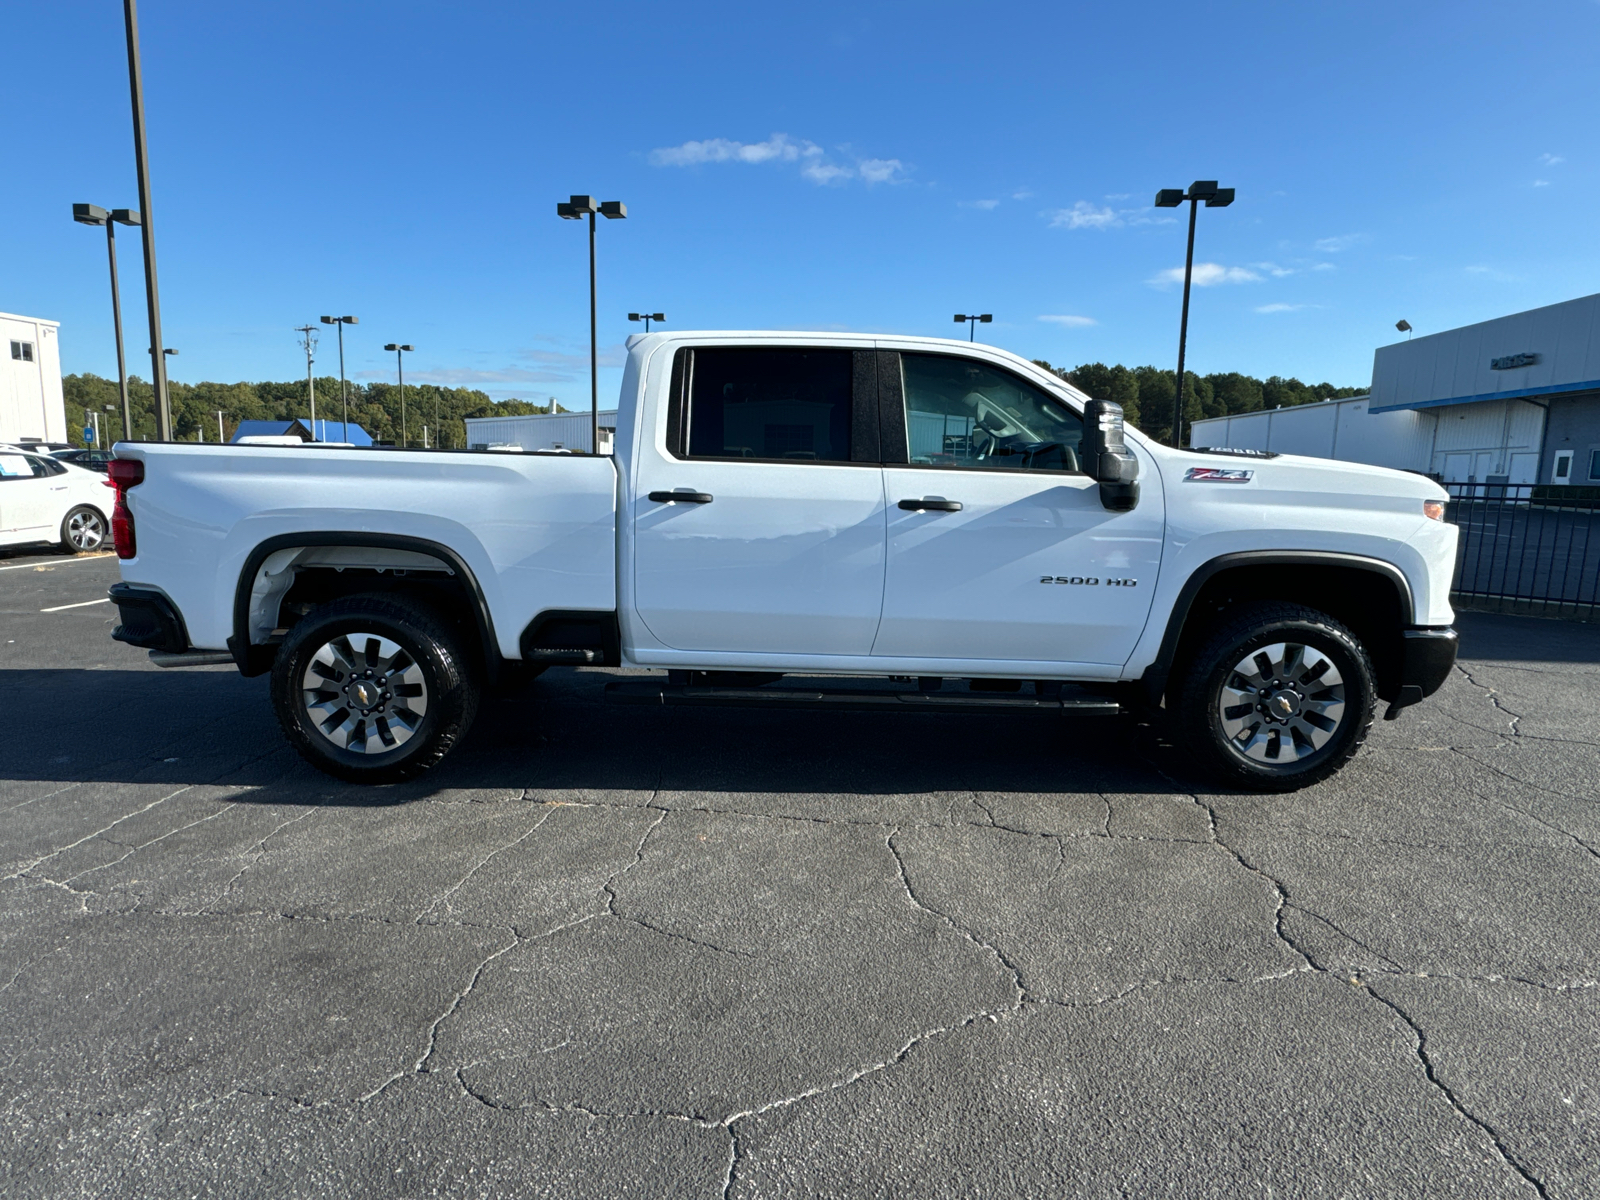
40,598,111,613
0,554,115,572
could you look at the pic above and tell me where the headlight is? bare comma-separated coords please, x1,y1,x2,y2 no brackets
1423,499,1446,522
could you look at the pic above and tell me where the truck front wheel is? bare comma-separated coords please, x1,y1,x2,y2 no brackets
1175,602,1375,792
270,595,480,784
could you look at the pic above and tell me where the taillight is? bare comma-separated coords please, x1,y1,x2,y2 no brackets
105,459,144,559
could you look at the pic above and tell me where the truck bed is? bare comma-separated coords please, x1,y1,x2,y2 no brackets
114,443,617,656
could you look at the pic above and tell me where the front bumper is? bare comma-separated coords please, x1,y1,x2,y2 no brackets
1384,626,1458,719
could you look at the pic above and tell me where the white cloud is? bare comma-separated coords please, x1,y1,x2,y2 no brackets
1538,153,1564,165
1255,303,1309,314
1149,263,1262,287
649,134,904,187
1011,189,1035,200
1253,261,1296,277
1037,314,1098,327
649,133,820,167
1103,193,1132,201
1049,201,1120,229
959,198,1001,210
856,158,905,185
1533,179,1551,187
1312,262,1337,272
1314,234,1364,252
802,161,854,185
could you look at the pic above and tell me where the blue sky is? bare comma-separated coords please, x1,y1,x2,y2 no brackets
5,1,1598,408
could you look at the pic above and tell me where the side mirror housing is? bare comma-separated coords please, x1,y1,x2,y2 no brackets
1083,400,1140,512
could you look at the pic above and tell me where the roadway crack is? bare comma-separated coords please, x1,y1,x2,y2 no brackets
886,827,1027,1004
208,810,316,905
1363,984,1550,1197
359,928,523,1104
1453,663,1523,737
415,804,556,924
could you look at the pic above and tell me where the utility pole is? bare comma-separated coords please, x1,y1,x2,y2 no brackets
295,325,318,438
216,410,225,442
122,0,170,440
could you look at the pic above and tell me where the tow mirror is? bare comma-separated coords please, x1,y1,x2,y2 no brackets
1083,400,1140,512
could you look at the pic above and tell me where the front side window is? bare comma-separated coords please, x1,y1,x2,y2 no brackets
685,348,852,463
901,353,1084,473
0,453,32,479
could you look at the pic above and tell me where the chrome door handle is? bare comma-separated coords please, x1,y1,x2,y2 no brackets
649,490,713,504
898,498,963,512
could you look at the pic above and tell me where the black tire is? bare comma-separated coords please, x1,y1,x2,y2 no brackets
1174,602,1375,792
270,594,480,784
59,505,108,554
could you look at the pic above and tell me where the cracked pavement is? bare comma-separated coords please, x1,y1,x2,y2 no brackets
2,552,1597,1197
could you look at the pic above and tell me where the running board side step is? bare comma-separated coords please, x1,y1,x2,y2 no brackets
604,681,1122,715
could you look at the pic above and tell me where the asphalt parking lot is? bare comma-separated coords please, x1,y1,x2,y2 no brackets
2,548,1596,1198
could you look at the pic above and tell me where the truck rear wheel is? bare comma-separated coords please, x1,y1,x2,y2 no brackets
270,595,479,784
1175,602,1375,792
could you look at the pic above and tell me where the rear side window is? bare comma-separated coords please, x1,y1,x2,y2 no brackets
684,348,853,463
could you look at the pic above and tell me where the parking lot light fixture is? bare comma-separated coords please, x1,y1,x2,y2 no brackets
559,194,627,454
954,313,992,342
384,344,413,446
627,312,666,332
73,204,139,442
1153,179,1235,447
320,315,358,441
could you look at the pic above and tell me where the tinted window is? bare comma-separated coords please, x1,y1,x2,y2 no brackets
686,348,852,462
1590,449,1600,482
901,353,1083,473
25,454,64,477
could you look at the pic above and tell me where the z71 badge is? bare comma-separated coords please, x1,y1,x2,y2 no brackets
1184,467,1253,483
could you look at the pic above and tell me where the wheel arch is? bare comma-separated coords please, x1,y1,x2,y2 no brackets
230,532,501,681
1143,551,1415,704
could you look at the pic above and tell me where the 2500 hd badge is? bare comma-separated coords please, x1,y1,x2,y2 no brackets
1040,576,1138,586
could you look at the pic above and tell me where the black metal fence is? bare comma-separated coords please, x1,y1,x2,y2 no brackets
1446,484,1600,620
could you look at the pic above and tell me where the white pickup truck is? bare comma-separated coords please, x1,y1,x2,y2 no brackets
105,332,1459,790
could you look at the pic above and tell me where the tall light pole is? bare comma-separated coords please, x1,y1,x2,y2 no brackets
628,312,665,333
122,0,170,441
72,204,142,442
216,409,225,442
384,344,413,447
294,325,318,438
1154,180,1234,447
558,195,626,455
320,315,358,442
954,313,992,342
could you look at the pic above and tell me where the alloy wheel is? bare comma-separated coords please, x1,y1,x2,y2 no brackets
1217,641,1346,765
300,631,429,754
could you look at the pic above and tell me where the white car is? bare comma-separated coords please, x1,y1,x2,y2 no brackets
0,449,113,553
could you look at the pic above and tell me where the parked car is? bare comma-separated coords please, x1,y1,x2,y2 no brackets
0,450,113,553
105,331,1459,790
52,448,116,473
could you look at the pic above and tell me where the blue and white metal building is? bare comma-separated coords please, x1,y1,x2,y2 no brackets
1193,292,1600,486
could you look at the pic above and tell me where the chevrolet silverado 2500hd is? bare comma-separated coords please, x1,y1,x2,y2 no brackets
104,332,1459,790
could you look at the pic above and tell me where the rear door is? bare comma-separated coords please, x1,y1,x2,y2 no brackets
631,345,888,655
873,350,1162,666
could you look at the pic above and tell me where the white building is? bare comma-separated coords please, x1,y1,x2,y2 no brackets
1,312,66,445
464,409,616,455
1191,395,1434,473
1192,292,1600,486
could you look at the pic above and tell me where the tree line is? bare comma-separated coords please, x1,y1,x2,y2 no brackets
61,374,566,449
62,362,1363,450
1032,361,1365,444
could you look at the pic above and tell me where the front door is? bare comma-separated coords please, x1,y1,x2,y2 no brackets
632,345,888,656
873,351,1162,666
